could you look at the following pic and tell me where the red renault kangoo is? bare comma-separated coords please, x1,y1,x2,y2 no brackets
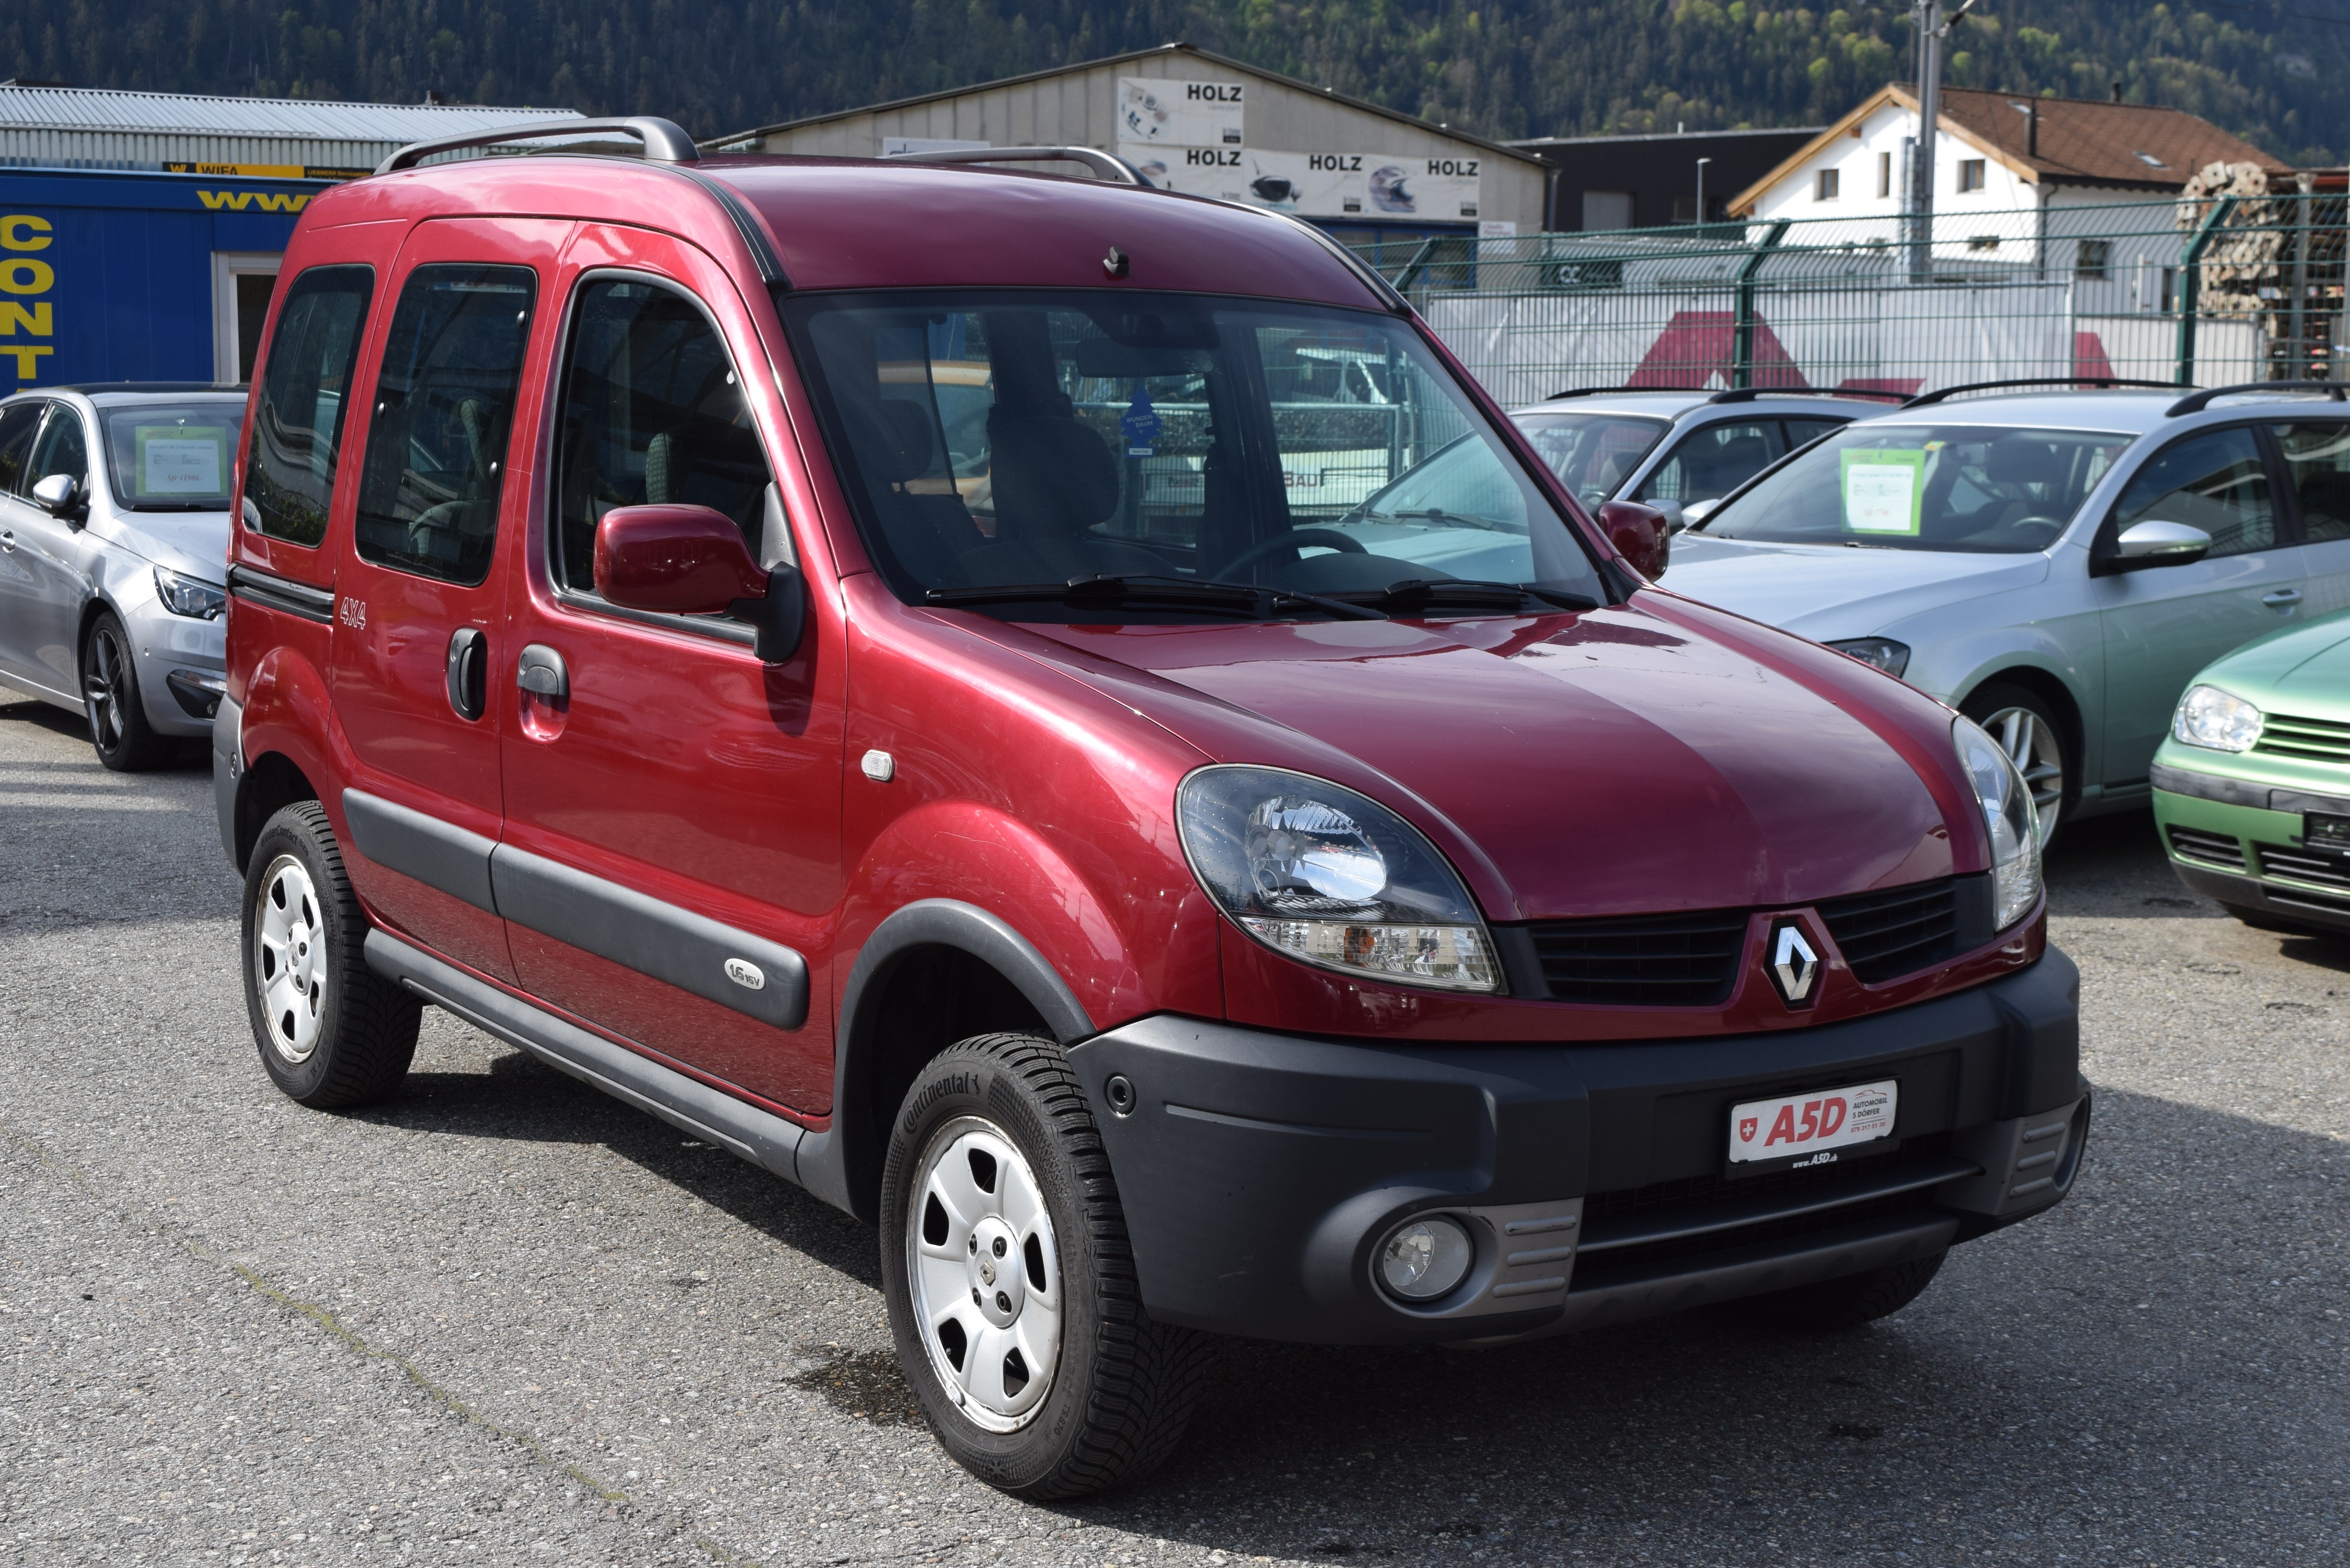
214,119,2087,1497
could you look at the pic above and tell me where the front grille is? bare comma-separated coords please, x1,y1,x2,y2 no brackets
2255,842,2350,890
2169,825,2247,869
2254,712,2350,763
1816,880,1960,984
1525,909,1749,1007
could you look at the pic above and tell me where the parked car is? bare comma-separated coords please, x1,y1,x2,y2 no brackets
0,384,240,768
1662,383,2350,844
2151,604,2350,933
1512,387,1893,528
215,123,2086,1500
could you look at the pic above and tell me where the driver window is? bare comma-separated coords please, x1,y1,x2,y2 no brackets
26,406,89,492
0,401,45,495
1640,422,1784,505
2111,426,2274,559
553,278,774,596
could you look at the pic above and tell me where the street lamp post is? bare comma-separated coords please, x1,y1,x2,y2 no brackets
1695,157,1712,230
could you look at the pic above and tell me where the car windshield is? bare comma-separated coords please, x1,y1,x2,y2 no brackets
1698,422,2135,554
1511,411,1672,507
784,291,1604,623
100,401,242,510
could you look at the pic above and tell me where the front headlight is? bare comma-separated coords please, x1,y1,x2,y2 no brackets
2172,684,2263,752
1825,638,1911,678
1176,765,1500,993
154,566,226,620
1953,716,2042,930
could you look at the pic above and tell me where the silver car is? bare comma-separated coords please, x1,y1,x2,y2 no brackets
1661,383,2350,843
1511,388,1896,528
0,385,240,770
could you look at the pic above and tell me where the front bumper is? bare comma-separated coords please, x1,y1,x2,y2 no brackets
124,595,226,737
2152,767,2350,931
1068,950,2084,1345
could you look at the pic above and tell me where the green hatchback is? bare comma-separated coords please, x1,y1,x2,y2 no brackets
2154,607,2350,933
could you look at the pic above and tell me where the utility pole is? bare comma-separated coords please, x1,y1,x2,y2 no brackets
1695,157,1712,229
1907,0,1977,283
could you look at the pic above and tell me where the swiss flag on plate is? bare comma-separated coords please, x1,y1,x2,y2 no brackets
1739,1117,1759,1142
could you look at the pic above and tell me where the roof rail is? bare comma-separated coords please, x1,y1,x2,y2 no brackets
1708,386,1908,405
1543,385,1704,400
376,116,698,175
884,146,1144,186
1902,375,2179,408
2166,379,2350,417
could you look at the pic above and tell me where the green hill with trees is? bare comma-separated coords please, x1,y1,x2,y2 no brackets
6,1,2343,164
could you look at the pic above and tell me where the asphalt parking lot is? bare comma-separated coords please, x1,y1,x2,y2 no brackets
1,698,2343,1567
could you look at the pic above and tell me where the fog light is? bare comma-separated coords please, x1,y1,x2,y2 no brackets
1377,1216,1473,1301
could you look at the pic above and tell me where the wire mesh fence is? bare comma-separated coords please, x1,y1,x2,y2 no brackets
1350,192,2349,406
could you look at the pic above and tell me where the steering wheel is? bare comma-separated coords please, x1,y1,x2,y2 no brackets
1216,528,1369,579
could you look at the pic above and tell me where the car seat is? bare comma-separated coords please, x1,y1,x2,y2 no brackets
961,413,1171,584
837,395,987,586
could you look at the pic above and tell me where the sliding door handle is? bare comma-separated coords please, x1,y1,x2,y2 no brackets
517,643,568,700
445,627,488,720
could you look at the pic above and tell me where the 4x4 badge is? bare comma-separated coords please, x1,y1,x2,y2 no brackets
1768,921,1820,1008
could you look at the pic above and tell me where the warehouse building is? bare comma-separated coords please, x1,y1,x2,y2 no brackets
709,43,1550,273
0,85,578,387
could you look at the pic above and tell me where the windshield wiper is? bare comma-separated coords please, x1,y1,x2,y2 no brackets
1344,506,1518,533
1333,578,1598,614
924,574,1387,620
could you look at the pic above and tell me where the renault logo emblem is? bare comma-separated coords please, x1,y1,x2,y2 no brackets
1768,920,1820,1008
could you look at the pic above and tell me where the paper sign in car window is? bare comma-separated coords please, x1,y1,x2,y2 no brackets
1841,448,1926,535
137,426,229,495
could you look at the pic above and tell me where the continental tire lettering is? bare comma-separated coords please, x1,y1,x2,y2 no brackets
0,258,53,294
903,1069,985,1134
0,303,52,336
0,215,51,251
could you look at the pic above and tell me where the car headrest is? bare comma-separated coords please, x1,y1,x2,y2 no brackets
841,396,927,486
1986,435,2067,487
990,415,1120,538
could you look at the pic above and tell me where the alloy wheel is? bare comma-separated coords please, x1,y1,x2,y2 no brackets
906,1115,1063,1433
1983,704,2064,844
84,625,129,752
255,854,327,1063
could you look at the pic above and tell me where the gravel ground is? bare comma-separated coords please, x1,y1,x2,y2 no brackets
0,696,2343,1567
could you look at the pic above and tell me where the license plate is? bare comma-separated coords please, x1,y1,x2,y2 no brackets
1727,1079,1897,1169
2306,812,2350,854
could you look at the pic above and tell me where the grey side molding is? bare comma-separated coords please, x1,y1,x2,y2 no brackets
342,789,498,913
490,844,810,1031
365,930,807,1185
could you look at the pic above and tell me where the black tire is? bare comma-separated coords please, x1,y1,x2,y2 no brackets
81,610,174,772
1752,1249,1946,1333
240,801,420,1109
879,1033,1210,1498
1961,682,2071,849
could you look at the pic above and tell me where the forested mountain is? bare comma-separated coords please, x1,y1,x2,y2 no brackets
6,1,2345,164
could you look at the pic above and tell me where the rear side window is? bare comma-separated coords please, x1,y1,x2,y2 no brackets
1783,417,1848,448
1639,421,1785,506
353,264,538,585
245,265,374,547
0,401,45,493
2271,423,2350,544
552,278,772,595
2111,426,2274,559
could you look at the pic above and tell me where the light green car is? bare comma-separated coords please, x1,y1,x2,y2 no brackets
2153,607,2350,934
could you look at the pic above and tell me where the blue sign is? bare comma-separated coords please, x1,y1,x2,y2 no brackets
1120,385,1161,457
0,167,319,389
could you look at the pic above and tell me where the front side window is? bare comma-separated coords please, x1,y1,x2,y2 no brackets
0,401,42,494
2110,426,2273,559
1638,421,1787,506
353,264,537,585
1513,411,1671,508
784,290,1603,622
2271,422,2350,544
101,401,243,511
26,405,88,491
1699,422,2133,554
244,265,374,546
553,278,773,596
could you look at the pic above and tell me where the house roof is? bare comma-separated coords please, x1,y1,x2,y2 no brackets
1730,84,2291,213
705,42,1546,167
0,83,577,143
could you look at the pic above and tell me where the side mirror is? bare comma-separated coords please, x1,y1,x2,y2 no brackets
1598,499,1671,581
592,503,805,661
1645,498,1686,533
1679,497,1722,529
2112,518,2211,570
31,472,82,518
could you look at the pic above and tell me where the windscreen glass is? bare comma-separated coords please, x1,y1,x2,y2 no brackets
1698,422,2134,554
783,291,1603,622
101,402,243,509
1511,412,1671,507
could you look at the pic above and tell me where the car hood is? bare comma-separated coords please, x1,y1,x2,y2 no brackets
2203,607,2350,715
1661,533,2049,638
93,507,232,583
1016,604,1959,921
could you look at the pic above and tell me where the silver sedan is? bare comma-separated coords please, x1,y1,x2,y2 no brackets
0,385,240,770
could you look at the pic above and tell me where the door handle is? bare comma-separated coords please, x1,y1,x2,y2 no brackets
0,528,13,552
517,643,568,700
2263,588,2304,607
445,626,488,720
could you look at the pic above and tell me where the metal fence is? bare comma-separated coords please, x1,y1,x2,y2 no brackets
1355,193,2349,405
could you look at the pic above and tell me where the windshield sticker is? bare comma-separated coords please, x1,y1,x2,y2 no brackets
1121,385,1161,457
1840,449,1926,535
136,426,229,495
